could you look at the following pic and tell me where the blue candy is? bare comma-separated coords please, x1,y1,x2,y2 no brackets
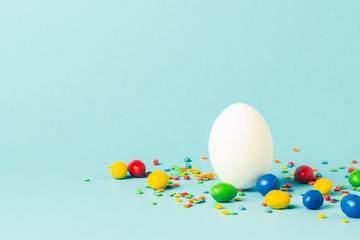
322,161,328,165
302,190,324,209
184,157,191,162
238,205,246,210
315,173,323,178
256,173,280,196
185,163,192,168
340,194,360,218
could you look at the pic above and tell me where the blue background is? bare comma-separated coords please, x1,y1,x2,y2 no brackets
1,0,359,239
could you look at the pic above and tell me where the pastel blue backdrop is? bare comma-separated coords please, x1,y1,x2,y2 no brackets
1,1,359,239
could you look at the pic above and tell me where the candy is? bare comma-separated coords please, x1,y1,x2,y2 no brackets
214,203,223,209
256,174,280,196
324,195,331,201
274,159,280,163
147,170,169,189
322,161,328,165
176,199,182,202
110,161,128,179
222,210,229,215
352,160,357,164
317,214,325,219
136,189,143,194
264,190,290,209
83,179,90,182
230,212,238,215
341,219,348,223
128,160,146,177
302,190,324,209
210,183,237,203
201,156,207,160
153,159,159,165
238,205,246,210
150,202,157,205
294,165,314,184
348,170,360,187
340,194,360,218
265,209,272,213
330,168,337,172
313,178,333,195
292,147,299,152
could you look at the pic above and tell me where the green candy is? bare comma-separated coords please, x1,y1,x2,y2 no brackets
349,170,360,187
210,183,237,203
136,189,143,194
330,168,337,172
230,212,238,215
238,192,245,196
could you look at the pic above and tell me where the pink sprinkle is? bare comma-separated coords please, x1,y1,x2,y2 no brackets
153,159,159,165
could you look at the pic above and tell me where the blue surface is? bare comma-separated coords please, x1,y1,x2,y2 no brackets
1,0,360,239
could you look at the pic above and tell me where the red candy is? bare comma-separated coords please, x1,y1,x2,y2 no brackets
294,165,315,184
342,191,349,194
330,200,336,203
286,183,293,188
184,176,190,180
173,177,179,180
261,203,267,206
166,185,173,189
128,160,146,177
352,160,357,164
333,186,342,192
288,162,294,165
324,195,331,201
153,159,159,165
348,168,354,173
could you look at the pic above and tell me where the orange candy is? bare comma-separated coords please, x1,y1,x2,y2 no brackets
198,196,205,200
183,204,190,208
173,183,179,187
274,159,280,163
292,147,299,152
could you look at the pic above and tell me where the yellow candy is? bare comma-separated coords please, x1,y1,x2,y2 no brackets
235,197,242,201
173,194,180,198
222,210,229,215
186,169,192,172
193,174,199,178
264,190,290,209
180,173,185,177
176,199,182,202
147,171,169,189
284,176,291,179
341,219,348,223
317,214,325,219
291,172,295,176
313,178,332,195
280,166,287,169
110,162,128,179
213,173,218,177
214,204,223,209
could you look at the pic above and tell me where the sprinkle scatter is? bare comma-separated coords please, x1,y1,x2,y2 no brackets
100,152,360,224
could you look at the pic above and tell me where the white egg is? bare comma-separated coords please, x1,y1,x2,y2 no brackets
208,103,273,189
